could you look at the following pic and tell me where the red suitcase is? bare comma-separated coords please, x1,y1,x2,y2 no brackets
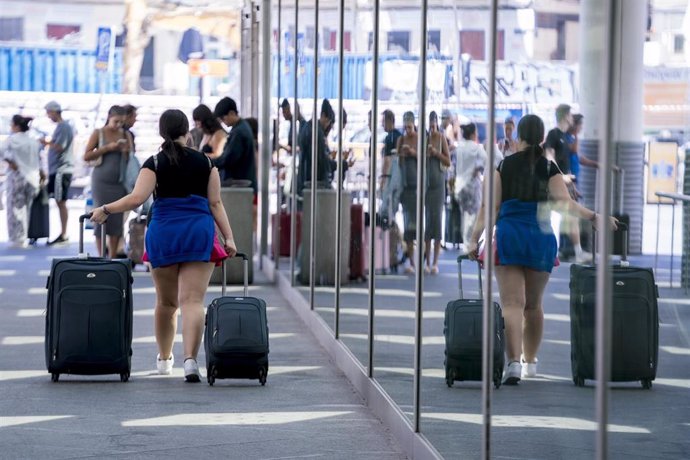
272,212,301,257
350,204,366,280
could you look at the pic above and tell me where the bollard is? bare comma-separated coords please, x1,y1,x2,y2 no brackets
210,186,254,285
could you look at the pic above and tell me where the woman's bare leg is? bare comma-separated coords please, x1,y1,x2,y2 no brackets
494,265,526,363
178,261,215,360
151,264,180,359
522,268,550,363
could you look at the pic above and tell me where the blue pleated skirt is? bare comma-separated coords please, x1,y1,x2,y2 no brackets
495,199,558,273
145,195,215,268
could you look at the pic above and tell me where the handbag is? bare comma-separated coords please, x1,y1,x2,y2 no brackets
121,152,140,193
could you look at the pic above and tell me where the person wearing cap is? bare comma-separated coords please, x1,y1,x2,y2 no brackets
212,97,257,194
41,101,74,246
296,98,335,198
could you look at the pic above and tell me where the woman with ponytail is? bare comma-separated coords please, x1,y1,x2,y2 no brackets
2,115,42,247
467,114,617,385
91,109,237,382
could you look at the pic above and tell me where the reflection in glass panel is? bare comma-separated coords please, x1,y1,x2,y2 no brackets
337,0,374,368
368,0,420,422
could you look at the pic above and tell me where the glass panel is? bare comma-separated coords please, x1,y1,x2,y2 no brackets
370,0,419,422
338,0,373,368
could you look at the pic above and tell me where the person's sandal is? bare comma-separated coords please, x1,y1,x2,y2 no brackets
431,265,439,275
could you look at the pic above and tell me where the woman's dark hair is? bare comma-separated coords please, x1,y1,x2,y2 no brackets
159,109,189,164
428,111,439,131
517,114,545,163
104,105,126,128
460,122,476,140
246,117,259,142
12,115,32,132
192,104,223,135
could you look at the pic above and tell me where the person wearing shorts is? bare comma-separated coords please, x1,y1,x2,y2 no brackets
42,101,74,246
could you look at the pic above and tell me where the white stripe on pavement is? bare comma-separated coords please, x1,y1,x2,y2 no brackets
0,416,73,428
122,411,353,427
16,309,45,317
0,270,16,276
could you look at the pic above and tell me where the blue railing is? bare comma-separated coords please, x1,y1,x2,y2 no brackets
0,45,123,93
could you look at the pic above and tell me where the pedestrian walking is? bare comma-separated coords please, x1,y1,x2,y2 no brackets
499,116,518,157
455,122,487,249
296,98,335,197
466,114,617,385
2,115,42,247
41,101,74,246
83,105,133,258
424,111,451,274
213,97,257,194
396,111,419,274
90,109,237,382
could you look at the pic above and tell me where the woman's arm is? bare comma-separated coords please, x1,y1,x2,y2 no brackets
207,167,237,256
90,169,156,223
207,130,227,160
468,170,502,259
548,174,618,230
439,135,451,167
83,130,119,162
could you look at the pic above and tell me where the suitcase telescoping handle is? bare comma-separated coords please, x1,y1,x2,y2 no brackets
592,221,629,267
78,213,106,258
457,253,483,300
221,252,249,297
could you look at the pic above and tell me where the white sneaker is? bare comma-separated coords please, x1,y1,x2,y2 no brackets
503,361,521,385
575,251,593,264
156,354,174,375
184,358,201,383
521,357,538,378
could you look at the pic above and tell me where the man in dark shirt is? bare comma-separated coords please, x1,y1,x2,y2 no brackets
213,97,257,193
280,98,304,154
296,99,335,196
545,103,591,263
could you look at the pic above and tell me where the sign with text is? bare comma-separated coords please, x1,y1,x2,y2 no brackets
647,142,679,204
187,59,229,77
95,27,112,72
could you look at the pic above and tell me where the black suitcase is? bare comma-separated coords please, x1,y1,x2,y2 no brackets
45,214,133,382
569,224,659,388
205,253,269,386
444,196,463,247
444,254,505,388
28,187,50,240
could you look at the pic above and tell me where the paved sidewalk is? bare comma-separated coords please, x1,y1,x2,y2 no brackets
0,241,406,460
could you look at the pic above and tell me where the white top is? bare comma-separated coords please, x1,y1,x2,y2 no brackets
2,131,41,189
455,139,503,192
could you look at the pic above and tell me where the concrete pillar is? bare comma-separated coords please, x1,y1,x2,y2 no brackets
299,188,351,285
210,187,254,285
578,0,646,253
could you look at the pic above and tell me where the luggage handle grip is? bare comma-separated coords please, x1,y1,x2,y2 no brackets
78,213,106,258
457,254,483,300
221,252,249,297
592,220,629,266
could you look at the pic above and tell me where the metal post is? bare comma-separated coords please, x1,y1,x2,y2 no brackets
595,0,616,458
367,0,381,378
334,0,346,339
309,0,320,310
289,0,299,286
275,0,282,269
481,1,499,457
413,0,428,434
260,0,271,269
655,197,660,278
670,199,676,288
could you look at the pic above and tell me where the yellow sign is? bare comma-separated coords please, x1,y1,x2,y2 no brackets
647,142,678,204
187,59,229,77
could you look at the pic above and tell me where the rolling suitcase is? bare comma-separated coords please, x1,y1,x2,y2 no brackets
205,252,269,386
126,210,146,267
444,254,505,388
570,223,659,388
350,204,366,280
271,211,301,257
28,187,50,241
45,214,133,382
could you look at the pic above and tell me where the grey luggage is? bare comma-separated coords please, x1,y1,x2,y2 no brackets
444,254,505,388
45,214,133,382
204,253,269,386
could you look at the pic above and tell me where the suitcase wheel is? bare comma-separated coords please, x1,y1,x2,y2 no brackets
208,366,216,386
120,372,130,383
259,367,267,386
641,379,653,390
51,373,60,383
445,369,455,388
573,376,585,387
494,371,502,389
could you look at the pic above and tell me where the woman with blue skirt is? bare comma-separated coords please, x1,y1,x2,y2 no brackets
466,114,617,385
91,109,237,382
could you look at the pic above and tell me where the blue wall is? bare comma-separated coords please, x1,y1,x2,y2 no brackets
0,46,123,93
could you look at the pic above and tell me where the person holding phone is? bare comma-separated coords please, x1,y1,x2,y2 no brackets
83,105,133,257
